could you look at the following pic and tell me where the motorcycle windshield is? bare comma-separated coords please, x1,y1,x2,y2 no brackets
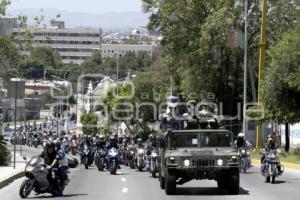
27,156,43,167
108,148,118,157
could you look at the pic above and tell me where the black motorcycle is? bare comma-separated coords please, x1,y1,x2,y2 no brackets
82,145,93,169
128,147,136,169
94,148,106,171
19,157,69,198
239,148,251,173
107,148,119,175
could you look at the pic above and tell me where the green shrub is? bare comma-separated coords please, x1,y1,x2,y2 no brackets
0,135,11,166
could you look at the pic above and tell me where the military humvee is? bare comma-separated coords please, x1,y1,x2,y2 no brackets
158,129,240,195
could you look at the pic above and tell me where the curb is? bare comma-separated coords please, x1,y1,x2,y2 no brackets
0,170,24,189
252,159,300,170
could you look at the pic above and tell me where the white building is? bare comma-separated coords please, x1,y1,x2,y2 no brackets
100,44,154,57
14,20,101,64
13,20,155,64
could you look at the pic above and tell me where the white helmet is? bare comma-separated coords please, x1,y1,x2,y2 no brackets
238,133,244,138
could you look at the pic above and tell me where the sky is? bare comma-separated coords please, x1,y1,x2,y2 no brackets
7,0,144,13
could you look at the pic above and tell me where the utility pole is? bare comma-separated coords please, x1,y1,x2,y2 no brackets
243,0,248,138
256,0,267,149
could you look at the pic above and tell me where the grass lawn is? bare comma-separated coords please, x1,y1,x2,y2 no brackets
250,149,300,165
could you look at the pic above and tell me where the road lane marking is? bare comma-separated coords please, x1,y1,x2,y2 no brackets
121,178,126,182
122,187,128,193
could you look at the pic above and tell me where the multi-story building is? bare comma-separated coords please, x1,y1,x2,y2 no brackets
100,44,154,57
14,20,101,64
13,20,155,64
0,17,17,36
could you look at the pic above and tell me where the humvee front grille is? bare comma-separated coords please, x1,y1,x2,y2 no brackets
191,159,215,167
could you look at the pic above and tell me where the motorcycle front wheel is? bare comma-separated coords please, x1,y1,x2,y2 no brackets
84,157,89,169
19,179,33,199
243,161,247,174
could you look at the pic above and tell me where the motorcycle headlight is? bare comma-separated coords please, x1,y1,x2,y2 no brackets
152,153,158,157
84,150,89,154
270,155,276,159
138,149,144,154
241,149,246,154
25,165,34,172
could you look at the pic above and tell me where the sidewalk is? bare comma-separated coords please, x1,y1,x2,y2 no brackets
0,152,26,189
252,159,300,170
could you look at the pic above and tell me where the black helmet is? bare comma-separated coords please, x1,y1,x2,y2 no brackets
47,141,55,150
54,140,61,150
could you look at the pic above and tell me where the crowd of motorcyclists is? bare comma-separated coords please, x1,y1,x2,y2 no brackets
15,118,286,198
77,133,159,176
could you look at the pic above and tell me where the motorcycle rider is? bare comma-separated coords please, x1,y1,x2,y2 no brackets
261,135,283,175
135,138,144,149
96,134,107,149
145,134,158,170
40,142,57,166
236,133,246,148
106,135,120,169
261,136,276,163
51,141,69,196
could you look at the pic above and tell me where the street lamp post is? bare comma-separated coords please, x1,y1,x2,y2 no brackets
243,0,248,143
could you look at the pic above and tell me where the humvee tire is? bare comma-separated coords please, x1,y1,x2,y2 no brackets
228,170,240,194
165,174,176,195
217,179,226,189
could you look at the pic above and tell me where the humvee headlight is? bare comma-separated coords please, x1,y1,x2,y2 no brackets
231,156,238,162
184,160,190,167
169,157,175,161
217,159,224,166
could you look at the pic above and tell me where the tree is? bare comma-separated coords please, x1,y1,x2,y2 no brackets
30,47,62,69
0,36,20,79
142,0,299,133
80,113,98,135
262,24,300,152
0,0,12,166
0,0,10,15
0,135,10,166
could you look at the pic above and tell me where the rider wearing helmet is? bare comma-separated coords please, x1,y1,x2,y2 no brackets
135,138,144,149
236,133,246,148
107,135,119,149
49,141,69,196
40,141,57,166
96,134,107,149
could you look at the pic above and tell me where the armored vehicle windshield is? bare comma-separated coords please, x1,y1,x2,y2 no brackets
168,131,233,149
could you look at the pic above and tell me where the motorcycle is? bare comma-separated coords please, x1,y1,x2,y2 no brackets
19,156,69,198
107,148,119,175
128,147,136,169
82,145,92,169
150,149,159,178
136,148,146,171
261,149,284,183
33,138,39,148
239,148,251,173
71,139,77,156
94,148,106,171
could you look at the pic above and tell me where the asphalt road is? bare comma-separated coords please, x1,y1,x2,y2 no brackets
1,146,300,200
